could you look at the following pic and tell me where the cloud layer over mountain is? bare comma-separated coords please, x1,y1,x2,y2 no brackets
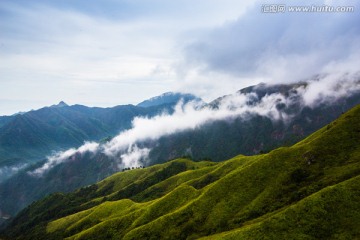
29,72,360,175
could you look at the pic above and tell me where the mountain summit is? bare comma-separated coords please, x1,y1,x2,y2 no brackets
51,101,68,108
137,92,201,108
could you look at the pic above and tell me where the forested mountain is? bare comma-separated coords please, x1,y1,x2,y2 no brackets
2,103,359,240
0,94,197,168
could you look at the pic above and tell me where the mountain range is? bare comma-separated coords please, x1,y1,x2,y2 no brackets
0,92,200,224
0,93,199,172
2,100,359,239
0,80,360,230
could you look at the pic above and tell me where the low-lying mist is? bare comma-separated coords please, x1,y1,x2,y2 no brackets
29,72,360,176
0,164,28,183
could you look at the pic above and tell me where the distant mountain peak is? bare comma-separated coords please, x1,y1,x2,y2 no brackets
51,101,68,108
11,111,26,116
137,92,202,108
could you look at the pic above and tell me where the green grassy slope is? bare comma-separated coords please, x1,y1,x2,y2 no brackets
201,175,360,240
2,104,360,240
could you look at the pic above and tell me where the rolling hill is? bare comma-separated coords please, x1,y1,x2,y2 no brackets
2,103,359,239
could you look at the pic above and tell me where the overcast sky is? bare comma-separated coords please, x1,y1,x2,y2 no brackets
1,0,359,115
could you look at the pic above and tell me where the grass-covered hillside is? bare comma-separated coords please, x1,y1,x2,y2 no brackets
2,104,360,240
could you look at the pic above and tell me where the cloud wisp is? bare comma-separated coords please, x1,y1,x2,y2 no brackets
0,163,28,182
29,72,360,176
29,142,99,176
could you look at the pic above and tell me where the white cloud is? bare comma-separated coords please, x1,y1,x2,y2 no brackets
119,145,151,168
303,72,360,106
28,142,99,176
